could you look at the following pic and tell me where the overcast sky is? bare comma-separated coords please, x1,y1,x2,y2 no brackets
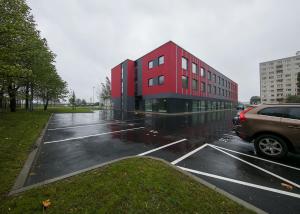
27,0,300,102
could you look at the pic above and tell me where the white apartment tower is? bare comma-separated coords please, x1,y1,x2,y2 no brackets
260,52,300,103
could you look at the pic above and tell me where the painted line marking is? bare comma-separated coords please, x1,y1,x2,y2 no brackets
48,121,127,131
171,143,208,165
178,166,300,199
209,144,300,188
44,127,145,144
211,144,300,171
137,139,187,156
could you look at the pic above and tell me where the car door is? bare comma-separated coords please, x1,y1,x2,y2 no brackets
280,107,300,152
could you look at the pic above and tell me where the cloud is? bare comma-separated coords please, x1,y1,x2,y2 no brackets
27,0,300,102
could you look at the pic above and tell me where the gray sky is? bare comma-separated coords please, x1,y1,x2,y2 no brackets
27,0,300,102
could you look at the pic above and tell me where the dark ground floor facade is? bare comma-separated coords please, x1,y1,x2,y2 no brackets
113,95,237,113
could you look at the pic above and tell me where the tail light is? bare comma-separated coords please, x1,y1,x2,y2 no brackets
239,106,254,122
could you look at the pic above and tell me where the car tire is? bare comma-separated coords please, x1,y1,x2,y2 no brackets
254,134,288,159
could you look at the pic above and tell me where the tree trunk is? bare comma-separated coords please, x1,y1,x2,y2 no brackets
44,99,49,111
8,84,17,112
25,82,29,111
30,83,34,111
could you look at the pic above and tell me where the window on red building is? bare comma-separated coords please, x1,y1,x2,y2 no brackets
158,56,164,65
148,78,153,86
192,79,198,90
182,76,188,89
158,75,165,85
182,57,188,70
192,63,197,74
148,61,153,69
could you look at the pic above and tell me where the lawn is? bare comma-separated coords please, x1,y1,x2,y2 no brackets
45,106,93,113
1,158,254,214
0,111,51,200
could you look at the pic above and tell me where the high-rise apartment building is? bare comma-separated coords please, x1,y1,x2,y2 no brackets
260,52,300,103
111,41,238,113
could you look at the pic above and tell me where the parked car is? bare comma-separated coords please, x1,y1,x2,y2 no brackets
233,104,300,158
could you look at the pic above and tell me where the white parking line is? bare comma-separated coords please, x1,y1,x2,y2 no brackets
211,144,300,171
178,166,300,199
209,144,300,188
171,144,208,165
137,139,187,156
48,122,126,131
44,127,145,144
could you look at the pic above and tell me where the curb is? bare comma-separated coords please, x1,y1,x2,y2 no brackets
8,156,266,214
10,113,53,193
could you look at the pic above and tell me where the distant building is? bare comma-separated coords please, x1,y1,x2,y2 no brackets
260,52,300,103
111,41,238,113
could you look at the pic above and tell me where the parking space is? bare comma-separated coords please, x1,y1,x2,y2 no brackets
25,110,300,214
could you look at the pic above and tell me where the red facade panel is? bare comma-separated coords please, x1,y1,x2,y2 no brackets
111,64,121,98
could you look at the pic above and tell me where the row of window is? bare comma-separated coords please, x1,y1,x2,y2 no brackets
148,56,164,69
181,76,234,97
182,57,232,89
148,75,165,86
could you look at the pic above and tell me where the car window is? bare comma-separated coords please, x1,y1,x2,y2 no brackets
258,107,288,118
287,107,300,120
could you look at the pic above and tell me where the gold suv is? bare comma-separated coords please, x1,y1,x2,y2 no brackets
234,104,300,158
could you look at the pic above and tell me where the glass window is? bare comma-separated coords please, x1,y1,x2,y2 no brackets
148,78,154,86
158,75,164,85
182,57,188,70
192,79,198,90
208,84,212,93
192,63,197,74
213,86,217,94
200,67,206,77
258,107,288,118
148,61,153,69
218,76,221,84
201,82,206,92
222,78,224,86
208,71,212,80
218,87,221,95
287,107,300,120
182,76,188,89
213,74,216,82
158,56,164,65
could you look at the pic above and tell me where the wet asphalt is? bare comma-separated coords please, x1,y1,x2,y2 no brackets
25,110,300,214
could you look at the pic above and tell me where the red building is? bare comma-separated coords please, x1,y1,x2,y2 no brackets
111,41,238,113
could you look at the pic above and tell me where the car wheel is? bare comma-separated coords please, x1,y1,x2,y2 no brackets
254,134,288,158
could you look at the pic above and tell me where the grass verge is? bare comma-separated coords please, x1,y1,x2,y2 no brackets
0,111,50,200
1,158,254,214
45,107,93,113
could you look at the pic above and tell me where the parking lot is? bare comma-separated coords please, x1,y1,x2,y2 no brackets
25,110,300,214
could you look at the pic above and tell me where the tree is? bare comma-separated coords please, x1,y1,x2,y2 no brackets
81,99,87,106
0,0,35,111
100,76,111,108
69,91,76,109
250,96,261,105
0,0,68,112
286,95,300,103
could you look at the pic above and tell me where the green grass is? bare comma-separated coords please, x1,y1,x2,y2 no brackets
45,106,93,113
0,111,51,200
0,158,254,214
